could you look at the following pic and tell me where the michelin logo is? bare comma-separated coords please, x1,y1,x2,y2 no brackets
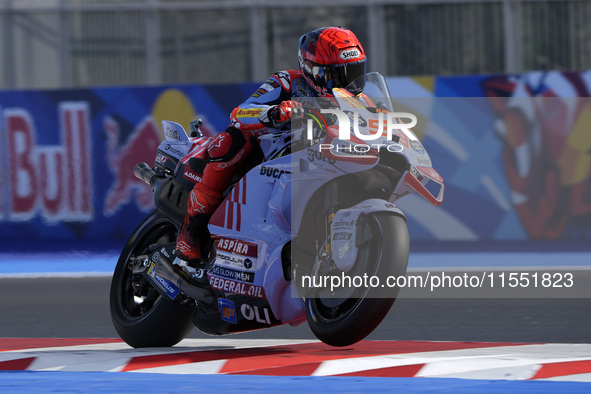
148,262,180,299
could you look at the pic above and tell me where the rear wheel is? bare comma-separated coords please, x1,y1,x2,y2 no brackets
305,213,409,347
110,210,196,348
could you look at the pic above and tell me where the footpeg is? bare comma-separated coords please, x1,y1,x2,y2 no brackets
137,249,215,305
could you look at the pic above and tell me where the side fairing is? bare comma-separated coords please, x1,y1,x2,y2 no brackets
206,155,300,325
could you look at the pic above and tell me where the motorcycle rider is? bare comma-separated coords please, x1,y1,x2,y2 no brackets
174,26,367,266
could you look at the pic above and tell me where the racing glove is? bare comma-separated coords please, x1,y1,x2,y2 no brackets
268,100,303,127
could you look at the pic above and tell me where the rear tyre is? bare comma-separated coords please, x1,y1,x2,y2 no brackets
110,210,196,348
305,213,409,347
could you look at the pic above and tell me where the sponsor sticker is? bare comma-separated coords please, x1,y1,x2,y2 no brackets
254,88,268,96
164,126,181,141
260,166,291,180
240,303,273,325
410,140,425,153
260,83,274,92
340,49,361,60
163,142,190,160
333,232,352,241
410,165,423,182
208,265,255,283
216,252,257,272
236,108,263,118
333,219,355,229
210,277,266,299
148,262,180,299
416,155,432,166
218,298,237,324
297,85,310,97
216,238,258,257
183,169,202,183
155,152,167,166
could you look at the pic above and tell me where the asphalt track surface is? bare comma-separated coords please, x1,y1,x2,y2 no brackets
2,276,591,393
1,276,590,343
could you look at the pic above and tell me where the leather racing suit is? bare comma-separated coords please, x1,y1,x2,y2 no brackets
175,69,317,265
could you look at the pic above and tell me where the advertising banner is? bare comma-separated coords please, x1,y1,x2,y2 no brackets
1,71,590,248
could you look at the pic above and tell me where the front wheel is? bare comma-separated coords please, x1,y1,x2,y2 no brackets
305,213,409,347
110,210,196,348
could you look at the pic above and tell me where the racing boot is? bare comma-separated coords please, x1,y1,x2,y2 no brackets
174,183,222,267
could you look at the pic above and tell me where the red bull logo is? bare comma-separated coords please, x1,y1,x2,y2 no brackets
0,87,224,242
0,103,93,222
103,116,162,216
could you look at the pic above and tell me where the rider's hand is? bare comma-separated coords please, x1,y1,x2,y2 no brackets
269,100,303,125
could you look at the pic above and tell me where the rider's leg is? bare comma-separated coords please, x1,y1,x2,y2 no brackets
175,127,254,266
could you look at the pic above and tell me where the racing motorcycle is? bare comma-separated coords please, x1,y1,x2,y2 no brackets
109,72,444,348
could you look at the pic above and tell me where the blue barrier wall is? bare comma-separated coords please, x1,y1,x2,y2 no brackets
1,71,590,248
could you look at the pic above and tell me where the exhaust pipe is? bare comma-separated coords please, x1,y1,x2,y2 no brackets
133,165,212,302
150,255,215,305
133,162,188,224
134,162,158,187
133,250,215,305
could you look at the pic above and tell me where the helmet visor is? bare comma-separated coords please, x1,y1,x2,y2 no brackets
330,60,366,92
308,59,367,95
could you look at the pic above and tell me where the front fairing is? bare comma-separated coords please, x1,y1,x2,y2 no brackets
325,72,444,206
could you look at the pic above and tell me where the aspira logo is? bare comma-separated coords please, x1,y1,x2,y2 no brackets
306,108,417,154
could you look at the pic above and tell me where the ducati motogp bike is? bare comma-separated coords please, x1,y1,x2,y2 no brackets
109,72,444,347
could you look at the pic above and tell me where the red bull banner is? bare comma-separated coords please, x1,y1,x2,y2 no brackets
0,84,258,246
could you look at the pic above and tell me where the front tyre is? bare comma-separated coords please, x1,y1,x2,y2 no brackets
305,213,409,347
110,210,195,348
